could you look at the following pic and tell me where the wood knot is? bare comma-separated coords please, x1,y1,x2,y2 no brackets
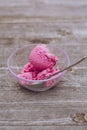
57,28,73,36
71,113,87,124
30,38,51,44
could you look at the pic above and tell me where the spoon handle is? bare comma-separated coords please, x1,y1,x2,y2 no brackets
48,56,87,78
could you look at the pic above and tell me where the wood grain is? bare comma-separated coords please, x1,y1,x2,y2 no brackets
0,126,87,130
0,0,87,129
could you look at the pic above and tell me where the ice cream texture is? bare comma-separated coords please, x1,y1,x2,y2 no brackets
18,44,60,85
30,44,58,71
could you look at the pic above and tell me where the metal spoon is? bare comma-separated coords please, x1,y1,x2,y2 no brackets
48,56,87,79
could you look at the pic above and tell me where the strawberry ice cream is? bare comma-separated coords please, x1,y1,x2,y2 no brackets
30,44,58,71
21,62,36,73
18,72,33,85
36,67,60,80
18,44,60,86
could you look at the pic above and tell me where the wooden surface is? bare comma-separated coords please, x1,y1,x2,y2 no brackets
0,0,87,129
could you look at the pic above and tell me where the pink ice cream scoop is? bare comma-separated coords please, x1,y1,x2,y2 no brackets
21,62,36,73
36,67,60,87
18,72,33,85
18,71,38,84
29,44,58,71
36,67,60,80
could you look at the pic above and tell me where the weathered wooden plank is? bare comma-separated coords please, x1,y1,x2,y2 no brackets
0,126,87,130
0,6,86,19
0,100,87,111
0,16,86,24
0,84,87,102
0,104,87,126
0,0,87,20
0,108,87,126
0,0,87,6
0,22,87,45
0,22,78,38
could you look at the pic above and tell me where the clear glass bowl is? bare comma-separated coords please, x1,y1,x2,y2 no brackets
7,44,70,92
